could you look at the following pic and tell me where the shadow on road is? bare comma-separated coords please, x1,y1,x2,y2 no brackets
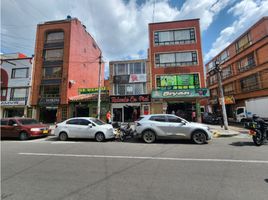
229,141,255,147
265,179,268,183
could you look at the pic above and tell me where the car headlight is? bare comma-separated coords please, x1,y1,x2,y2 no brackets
30,128,41,131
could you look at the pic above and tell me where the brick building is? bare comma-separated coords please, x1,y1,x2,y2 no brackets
31,16,104,123
206,17,268,119
149,19,208,122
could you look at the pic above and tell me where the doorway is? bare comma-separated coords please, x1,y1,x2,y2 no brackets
167,102,193,121
76,105,89,117
39,107,57,123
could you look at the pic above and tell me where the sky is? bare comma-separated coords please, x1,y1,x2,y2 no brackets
1,0,268,78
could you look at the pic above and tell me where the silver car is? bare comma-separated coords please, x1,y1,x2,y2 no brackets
54,117,115,142
135,114,212,144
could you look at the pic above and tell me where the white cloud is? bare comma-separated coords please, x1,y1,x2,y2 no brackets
205,0,268,62
1,0,233,77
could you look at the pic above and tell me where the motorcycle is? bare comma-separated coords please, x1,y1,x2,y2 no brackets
119,123,135,142
245,116,268,146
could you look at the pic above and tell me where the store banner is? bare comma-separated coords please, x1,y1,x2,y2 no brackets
39,98,60,105
110,94,151,103
151,89,210,98
219,96,235,105
79,87,108,94
1,101,25,106
129,74,146,83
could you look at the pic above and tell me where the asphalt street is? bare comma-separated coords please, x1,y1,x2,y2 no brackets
1,136,268,200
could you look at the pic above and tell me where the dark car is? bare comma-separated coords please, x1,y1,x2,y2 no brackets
1,118,51,140
202,112,221,125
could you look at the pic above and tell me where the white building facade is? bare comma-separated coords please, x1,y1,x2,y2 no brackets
0,55,33,118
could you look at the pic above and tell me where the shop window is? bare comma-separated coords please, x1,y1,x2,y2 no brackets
11,68,29,78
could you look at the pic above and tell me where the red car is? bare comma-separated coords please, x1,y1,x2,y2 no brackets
1,118,51,140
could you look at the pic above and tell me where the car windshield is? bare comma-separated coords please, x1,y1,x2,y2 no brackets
91,118,105,125
18,119,40,125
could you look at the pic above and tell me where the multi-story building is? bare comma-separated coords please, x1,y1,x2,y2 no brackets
109,59,151,122
206,17,268,118
0,53,33,118
31,16,104,123
149,19,208,122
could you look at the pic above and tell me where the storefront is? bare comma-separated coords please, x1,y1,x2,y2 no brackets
1,101,27,118
110,94,151,122
151,89,210,122
38,97,60,123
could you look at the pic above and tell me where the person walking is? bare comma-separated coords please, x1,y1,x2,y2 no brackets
106,111,111,124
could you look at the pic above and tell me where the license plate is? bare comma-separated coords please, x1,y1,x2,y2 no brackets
43,130,48,134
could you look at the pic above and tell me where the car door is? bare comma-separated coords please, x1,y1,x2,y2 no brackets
65,119,81,138
1,119,9,138
149,115,170,137
166,116,187,138
4,119,20,138
78,119,94,138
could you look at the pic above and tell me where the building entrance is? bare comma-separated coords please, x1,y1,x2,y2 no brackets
167,102,193,121
123,106,140,122
4,108,24,117
39,107,57,123
76,105,89,117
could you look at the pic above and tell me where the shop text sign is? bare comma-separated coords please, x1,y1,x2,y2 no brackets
1,101,25,106
79,87,108,94
152,89,210,98
110,94,151,103
39,98,60,105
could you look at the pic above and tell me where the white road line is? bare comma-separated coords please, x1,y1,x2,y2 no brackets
51,141,82,144
18,153,268,164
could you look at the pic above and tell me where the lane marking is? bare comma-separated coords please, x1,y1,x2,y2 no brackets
18,153,268,164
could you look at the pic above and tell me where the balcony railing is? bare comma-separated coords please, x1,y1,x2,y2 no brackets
238,61,256,72
241,84,260,92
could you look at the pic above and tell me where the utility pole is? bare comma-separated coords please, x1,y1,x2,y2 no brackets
215,60,229,130
97,53,102,120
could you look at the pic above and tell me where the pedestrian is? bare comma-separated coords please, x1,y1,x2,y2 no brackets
106,111,111,124
192,111,196,122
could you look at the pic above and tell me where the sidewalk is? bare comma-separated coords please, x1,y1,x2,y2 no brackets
208,124,250,138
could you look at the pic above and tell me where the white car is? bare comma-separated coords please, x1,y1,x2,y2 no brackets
54,117,115,142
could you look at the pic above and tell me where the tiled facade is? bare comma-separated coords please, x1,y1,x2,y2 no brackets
206,17,268,118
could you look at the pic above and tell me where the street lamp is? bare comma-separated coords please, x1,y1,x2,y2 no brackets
214,60,229,130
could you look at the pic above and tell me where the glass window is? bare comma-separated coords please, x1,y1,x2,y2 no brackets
40,85,60,98
18,119,39,125
224,83,234,94
236,108,244,115
220,50,229,62
46,32,64,43
174,29,191,41
91,118,105,125
149,115,166,122
115,63,127,75
240,74,259,92
236,33,251,52
79,119,90,126
66,119,80,125
10,88,27,99
1,88,7,97
44,49,64,61
159,31,174,42
8,120,17,126
43,67,62,79
167,116,182,123
222,66,232,79
11,68,28,78
0,120,8,125
134,63,142,74
156,51,197,67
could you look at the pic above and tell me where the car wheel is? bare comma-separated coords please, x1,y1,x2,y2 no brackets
19,131,29,140
142,130,156,143
192,131,207,144
59,132,68,141
95,132,105,142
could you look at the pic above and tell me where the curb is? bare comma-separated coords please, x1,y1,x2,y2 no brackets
212,130,239,138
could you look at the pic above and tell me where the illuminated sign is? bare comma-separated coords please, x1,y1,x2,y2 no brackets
79,87,108,94
151,89,210,98
110,94,151,103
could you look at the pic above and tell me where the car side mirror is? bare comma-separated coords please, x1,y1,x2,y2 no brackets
13,123,18,127
88,124,93,128
182,121,187,125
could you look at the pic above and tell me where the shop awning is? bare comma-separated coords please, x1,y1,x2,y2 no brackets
69,94,109,102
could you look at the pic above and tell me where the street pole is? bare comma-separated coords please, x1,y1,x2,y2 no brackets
215,61,228,130
97,53,102,120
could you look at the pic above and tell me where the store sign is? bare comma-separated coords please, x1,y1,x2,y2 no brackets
1,101,25,106
151,89,210,98
129,74,146,83
79,87,108,94
39,98,60,105
110,94,151,103
219,96,235,105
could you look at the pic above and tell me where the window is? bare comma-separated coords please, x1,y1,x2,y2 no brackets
211,89,218,97
220,50,229,62
155,51,197,67
11,68,28,78
156,74,200,90
8,120,17,126
209,75,217,85
1,88,7,97
222,66,232,79
114,63,127,75
40,85,60,98
0,120,8,125
236,33,251,52
114,83,146,95
46,32,64,43
10,88,27,101
44,49,64,61
42,67,62,79
154,28,195,45
149,115,166,122
167,116,182,123
79,119,90,126
237,53,255,72
66,119,80,125
224,83,234,95
114,62,146,75
91,118,105,125
18,119,39,125
240,74,260,92
236,108,244,115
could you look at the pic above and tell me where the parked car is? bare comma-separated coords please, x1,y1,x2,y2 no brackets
134,114,212,144
54,117,115,142
201,112,221,124
0,118,50,140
